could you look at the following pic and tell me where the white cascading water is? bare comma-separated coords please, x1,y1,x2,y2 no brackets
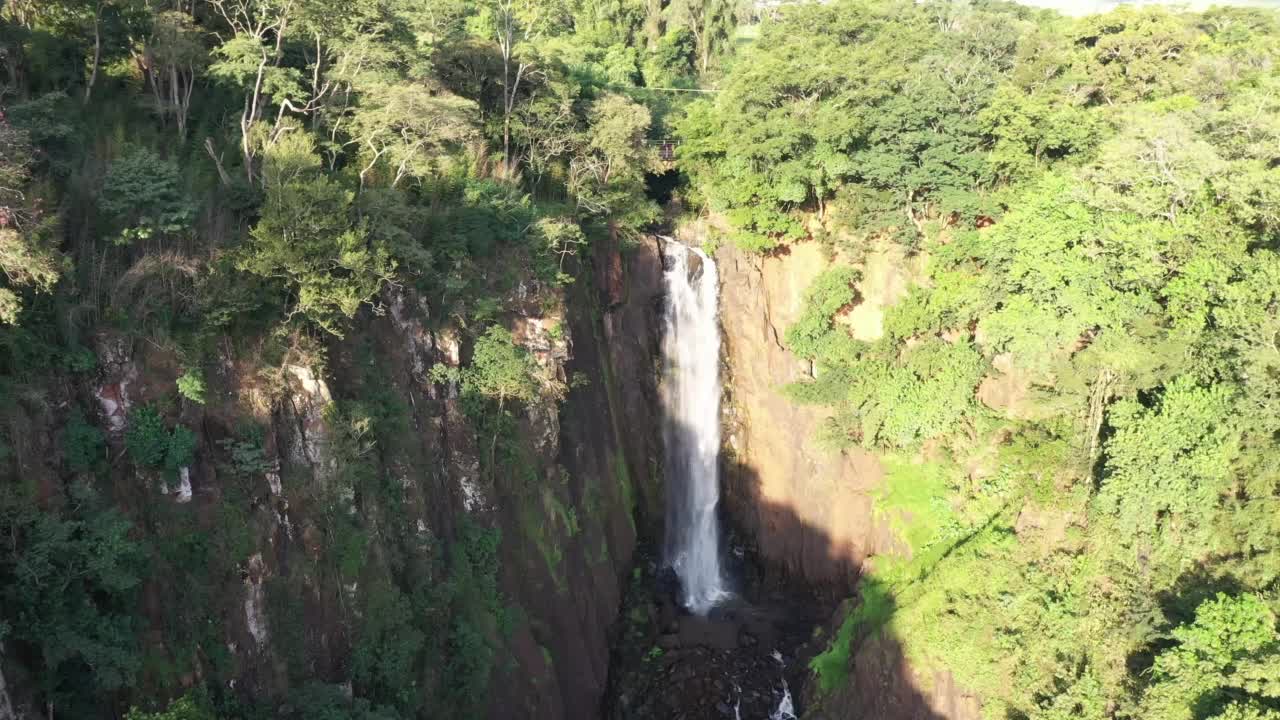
661,239,730,615
770,650,797,720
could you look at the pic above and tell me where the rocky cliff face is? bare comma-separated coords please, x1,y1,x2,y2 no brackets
710,237,892,595
704,229,982,720
806,632,982,720
486,236,666,718
0,240,667,720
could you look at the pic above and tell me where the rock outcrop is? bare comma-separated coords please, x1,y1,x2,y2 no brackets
808,633,982,720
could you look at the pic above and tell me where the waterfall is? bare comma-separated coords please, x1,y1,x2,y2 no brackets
770,650,797,720
661,239,730,614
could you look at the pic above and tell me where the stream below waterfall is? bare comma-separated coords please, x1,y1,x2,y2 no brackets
603,543,823,720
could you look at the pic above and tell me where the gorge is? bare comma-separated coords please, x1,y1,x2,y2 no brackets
3,1,1280,720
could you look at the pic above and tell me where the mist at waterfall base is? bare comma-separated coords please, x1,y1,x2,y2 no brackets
660,239,731,615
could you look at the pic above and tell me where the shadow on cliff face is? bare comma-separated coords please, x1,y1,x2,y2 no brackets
605,417,967,720
481,244,669,720
724,460,968,720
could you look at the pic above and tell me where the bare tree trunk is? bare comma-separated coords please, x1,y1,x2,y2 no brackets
501,34,513,174
205,138,232,186
169,65,180,136
82,2,102,105
688,20,708,75
177,65,195,140
309,33,323,131
0,657,17,720
645,0,664,49
241,55,268,183
1085,367,1116,471
496,0,525,178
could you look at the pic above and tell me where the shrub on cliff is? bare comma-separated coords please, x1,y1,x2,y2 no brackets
0,483,145,708
125,406,196,474
784,266,862,362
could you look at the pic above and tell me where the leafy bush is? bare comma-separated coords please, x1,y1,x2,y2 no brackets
1140,593,1280,720
441,521,506,718
0,485,145,705
464,326,541,408
176,368,206,405
352,583,425,712
125,406,170,468
62,345,97,373
99,148,195,245
217,434,272,479
125,406,197,472
62,408,105,474
784,266,862,361
165,425,197,472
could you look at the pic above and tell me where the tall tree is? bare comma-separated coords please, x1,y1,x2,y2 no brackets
207,0,333,184
664,0,740,74
0,110,62,324
134,10,205,139
494,0,531,176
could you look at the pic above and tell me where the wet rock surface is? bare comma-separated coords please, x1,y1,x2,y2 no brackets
606,548,825,720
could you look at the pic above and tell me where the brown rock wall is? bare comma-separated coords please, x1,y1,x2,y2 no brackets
710,235,983,720
711,240,889,595
808,633,981,720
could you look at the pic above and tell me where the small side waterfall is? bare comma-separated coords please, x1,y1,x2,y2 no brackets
661,239,730,614
770,650,797,720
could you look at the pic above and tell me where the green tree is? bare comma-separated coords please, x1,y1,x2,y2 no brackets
99,147,195,245
1140,594,1280,720
206,0,311,183
0,485,144,710
176,367,206,405
239,134,396,335
125,405,197,474
461,325,540,409
1096,377,1239,547
664,0,741,74
568,92,659,234
61,408,106,475
352,583,425,712
346,82,477,189
136,10,207,140
0,113,63,324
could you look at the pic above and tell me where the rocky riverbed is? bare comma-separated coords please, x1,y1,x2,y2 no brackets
605,542,827,720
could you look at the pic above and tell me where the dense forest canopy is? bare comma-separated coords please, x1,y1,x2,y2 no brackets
2,0,1280,719
680,2,1280,720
